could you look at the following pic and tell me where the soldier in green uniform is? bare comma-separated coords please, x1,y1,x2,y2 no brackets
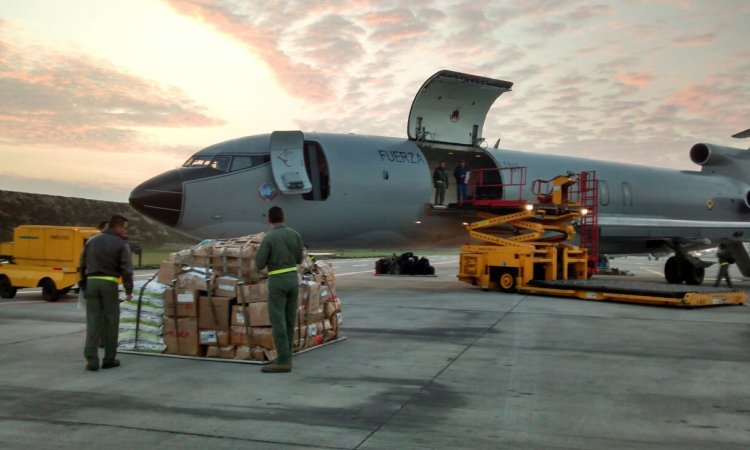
255,206,304,373
80,214,133,371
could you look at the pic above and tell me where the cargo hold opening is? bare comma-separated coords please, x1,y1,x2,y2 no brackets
422,147,500,207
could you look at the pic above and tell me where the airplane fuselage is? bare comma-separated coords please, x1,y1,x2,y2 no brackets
130,132,750,254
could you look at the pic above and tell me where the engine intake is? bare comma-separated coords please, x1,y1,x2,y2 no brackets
690,143,745,166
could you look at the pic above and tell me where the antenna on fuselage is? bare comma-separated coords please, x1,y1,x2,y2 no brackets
493,138,501,149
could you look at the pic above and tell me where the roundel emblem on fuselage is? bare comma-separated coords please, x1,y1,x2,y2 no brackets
450,108,461,123
259,182,278,202
707,199,714,210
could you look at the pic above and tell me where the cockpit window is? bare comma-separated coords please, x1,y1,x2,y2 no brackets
231,156,253,172
182,156,213,167
211,156,232,172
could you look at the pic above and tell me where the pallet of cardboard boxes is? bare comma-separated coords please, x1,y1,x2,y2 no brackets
119,234,344,363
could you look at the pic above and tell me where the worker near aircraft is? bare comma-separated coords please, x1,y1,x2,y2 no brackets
80,214,133,371
714,243,735,288
433,161,449,206
255,206,304,373
454,159,469,203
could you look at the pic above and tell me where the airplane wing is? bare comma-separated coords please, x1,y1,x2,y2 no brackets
599,215,750,240
732,128,750,139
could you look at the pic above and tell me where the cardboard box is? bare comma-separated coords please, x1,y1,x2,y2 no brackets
315,261,336,281
252,327,275,349
163,317,203,356
324,299,341,318
178,270,215,291
206,345,236,359
320,285,332,303
306,334,324,348
238,281,268,303
294,325,307,341
164,289,199,317
332,311,343,330
299,282,320,312
248,302,270,327
230,303,269,327
230,326,275,349
199,330,231,346
199,297,236,331
236,346,277,361
326,280,338,299
214,277,238,297
308,321,323,338
230,326,250,346
324,329,338,342
306,307,324,324
157,260,177,285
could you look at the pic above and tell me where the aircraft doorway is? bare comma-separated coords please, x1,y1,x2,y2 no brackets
302,141,330,201
423,148,500,206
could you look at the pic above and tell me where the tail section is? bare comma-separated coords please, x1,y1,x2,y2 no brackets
731,128,750,139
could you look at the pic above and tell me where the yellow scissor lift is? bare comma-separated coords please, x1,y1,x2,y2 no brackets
458,174,589,293
458,174,747,307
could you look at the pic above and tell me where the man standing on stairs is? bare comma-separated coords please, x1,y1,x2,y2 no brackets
433,161,449,206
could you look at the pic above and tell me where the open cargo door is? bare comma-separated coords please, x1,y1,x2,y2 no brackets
270,130,312,194
408,70,513,148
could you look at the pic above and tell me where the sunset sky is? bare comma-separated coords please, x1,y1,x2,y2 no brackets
1,0,748,202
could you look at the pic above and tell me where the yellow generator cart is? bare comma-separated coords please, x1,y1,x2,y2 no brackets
0,226,99,301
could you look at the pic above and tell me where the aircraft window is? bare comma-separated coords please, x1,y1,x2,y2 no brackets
231,156,254,171
599,181,610,206
302,142,330,201
183,156,213,167
211,156,232,172
622,182,632,206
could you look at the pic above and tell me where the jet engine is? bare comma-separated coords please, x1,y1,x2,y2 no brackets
690,143,750,182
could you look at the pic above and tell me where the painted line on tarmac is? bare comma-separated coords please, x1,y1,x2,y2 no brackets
634,264,664,277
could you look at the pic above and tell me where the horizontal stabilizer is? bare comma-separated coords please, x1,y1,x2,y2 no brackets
731,128,750,139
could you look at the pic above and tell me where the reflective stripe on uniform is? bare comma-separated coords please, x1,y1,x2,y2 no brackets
435,181,444,183
720,262,730,266
268,267,297,276
88,276,119,283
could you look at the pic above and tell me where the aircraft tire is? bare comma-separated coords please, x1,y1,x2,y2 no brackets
664,257,683,284
684,265,705,286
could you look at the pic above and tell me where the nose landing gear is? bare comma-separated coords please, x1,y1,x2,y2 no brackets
663,243,711,285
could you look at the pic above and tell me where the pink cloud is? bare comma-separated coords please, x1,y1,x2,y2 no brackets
672,32,716,47
615,72,655,88
0,23,224,153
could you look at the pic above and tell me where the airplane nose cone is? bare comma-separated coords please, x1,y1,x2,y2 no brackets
129,170,183,228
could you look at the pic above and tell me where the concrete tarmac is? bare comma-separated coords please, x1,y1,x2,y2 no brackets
1,256,749,449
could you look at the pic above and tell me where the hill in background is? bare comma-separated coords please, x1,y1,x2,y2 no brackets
0,190,196,248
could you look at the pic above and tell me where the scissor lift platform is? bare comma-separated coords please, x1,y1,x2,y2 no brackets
524,279,747,307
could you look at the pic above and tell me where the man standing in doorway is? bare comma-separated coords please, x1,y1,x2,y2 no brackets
454,159,469,203
714,243,735,288
433,161,449,206
255,206,304,373
80,215,133,371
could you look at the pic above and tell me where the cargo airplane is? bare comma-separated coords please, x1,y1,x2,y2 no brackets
130,70,750,286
